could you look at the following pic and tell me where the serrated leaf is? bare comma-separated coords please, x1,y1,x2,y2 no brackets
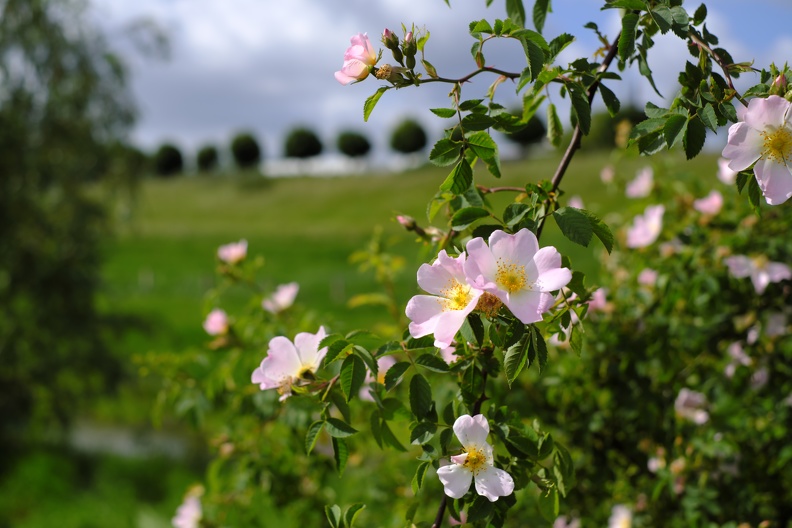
503,203,530,226
583,210,614,253
343,504,366,528
409,373,433,419
598,83,620,117
699,103,718,132
519,39,545,82
547,103,563,147
693,3,707,25
538,487,560,521
644,101,668,118
363,87,387,122
618,13,639,62
325,417,358,438
570,324,584,355
736,171,751,194
553,207,593,247
720,102,738,123
305,420,324,454
462,113,497,131
415,353,451,372
440,159,473,195
748,175,762,208
663,114,688,148
459,99,484,111
410,422,437,445
533,0,552,33
323,340,353,367
340,354,366,402
504,339,529,387
684,115,706,159
467,495,495,522
332,437,349,476
431,107,457,118
384,361,410,391
547,32,574,62
567,82,591,135
451,206,490,231
467,131,501,178
470,19,493,35
606,0,646,8
380,419,407,451
651,6,673,34
506,0,526,27
430,138,462,167
326,505,342,528
411,461,431,494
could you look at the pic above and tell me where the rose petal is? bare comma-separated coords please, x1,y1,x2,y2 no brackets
437,463,473,499
453,414,490,448
474,465,515,502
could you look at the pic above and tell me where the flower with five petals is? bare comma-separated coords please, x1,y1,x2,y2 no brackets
251,327,327,401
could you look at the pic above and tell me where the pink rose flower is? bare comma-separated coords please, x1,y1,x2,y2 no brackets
464,229,572,325
608,505,632,528
334,33,378,85
172,495,202,528
568,195,584,209
626,166,653,198
600,164,615,183
637,268,658,286
262,282,299,314
674,388,709,424
406,250,483,349
217,239,247,264
587,288,609,313
722,95,792,204
717,157,738,185
626,205,664,248
693,190,723,215
251,327,327,401
724,254,792,294
203,308,229,336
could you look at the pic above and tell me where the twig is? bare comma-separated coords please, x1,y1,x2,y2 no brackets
477,185,525,194
536,31,621,240
688,30,748,107
421,66,521,85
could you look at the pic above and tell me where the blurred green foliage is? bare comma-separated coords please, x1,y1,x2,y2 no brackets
230,132,262,170
337,131,372,158
196,145,219,173
284,127,323,159
390,118,428,155
154,143,184,177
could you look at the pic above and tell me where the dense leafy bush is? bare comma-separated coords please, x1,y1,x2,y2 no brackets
154,143,184,177
284,127,323,159
197,145,219,172
337,131,372,158
231,132,262,169
389,118,427,155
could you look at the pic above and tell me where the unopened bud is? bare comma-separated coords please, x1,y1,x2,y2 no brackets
773,74,787,90
396,215,416,229
382,28,399,50
402,31,417,59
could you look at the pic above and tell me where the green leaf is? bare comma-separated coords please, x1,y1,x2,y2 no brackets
415,353,451,373
618,13,639,62
606,0,646,9
748,175,762,208
431,107,457,118
504,339,529,387
518,38,546,82
583,210,614,254
503,203,530,226
684,115,706,159
470,19,493,35
598,83,620,117
325,417,358,438
650,5,673,34
326,505,342,528
532,327,549,373
323,339,353,367
644,101,668,118
699,103,718,132
384,361,411,391
409,373,433,419
410,422,437,445
380,419,407,451
305,421,324,455
570,324,584,355
459,99,484,111
343,504,366,528
332,437,349,476
461,113,497,131
553,207,593,247
451,206,490,231
340,354,366,402
693,3,707,25
567,82,591,135
538,487,560,521
411,461,431,495
506,0,526,27
440,159,473,195
429,138,462,167
736,171,751,194
547,103,563,147
663,114,688,148
547,32,574,62
467,495,495,522
533,0,552,33
363,87,387,122
467,131,501,178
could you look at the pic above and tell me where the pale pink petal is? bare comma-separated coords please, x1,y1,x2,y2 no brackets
406,295,445,337
766,262,792,282
754,158,792,205
473,465,514,502
717,157,738,185
437,463,473,499
626,166,653,198
431,309,474,349
464,237,499,290
751,270,771,294
334,71,357,85
416,251,461,295
251,364,279,390
693,190,724,215
743,95,791,130
535,267,572,293
258,336,302,384
490,229,539,268
453,414,490,448
503,290,544,324
533,246,562,276
722,122,763,171
724,255,753,278
294,326,327,368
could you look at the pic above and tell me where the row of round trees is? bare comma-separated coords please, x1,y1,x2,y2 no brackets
153,119,429,177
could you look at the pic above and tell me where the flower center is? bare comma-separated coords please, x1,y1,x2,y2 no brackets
761,126,792,164
495,259,527,293
475,292,503,317
440,279,473,311
463,446,488,475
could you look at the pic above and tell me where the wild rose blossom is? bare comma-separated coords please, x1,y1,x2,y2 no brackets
251,327,328,401
626,166,653,198
406,250,483,349
464,229,572,325
334,33,378,85
717,157,738,185
724,254,792,294
554,516,581,528
172,495,202,528
608,505,633,528
262,282,299,314
722,95,792,205
217,239,247,264
440,345,460,365
203,308,229,336
600,164,615,183
626,205,664,248
693,190,723,215
674,388,709,424
637,268,658,286
568,195,584,209
436,414,514,502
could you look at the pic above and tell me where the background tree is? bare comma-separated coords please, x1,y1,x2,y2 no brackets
231,131,262,169
389,118,427,155
337,131,372,158
284,127,323,159
585,106,648,150
197,144,219,173
154,143,183,177
503,113,546,156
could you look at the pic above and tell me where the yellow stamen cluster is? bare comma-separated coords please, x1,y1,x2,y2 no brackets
375,64,392,80
761,126,792,164
495,259,528,293
475,292,503,317
440,279,473,311
463,446,488,475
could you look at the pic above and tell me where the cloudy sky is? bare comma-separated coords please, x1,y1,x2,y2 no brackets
92,0,792,166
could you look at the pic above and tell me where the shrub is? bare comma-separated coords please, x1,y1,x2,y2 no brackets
389,118,427,155
336,131,371,158
284,127,323,159
196,145,219,172
230,132,262,169
154,143,183,177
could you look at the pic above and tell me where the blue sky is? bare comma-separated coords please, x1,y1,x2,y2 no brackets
93,0,792,165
